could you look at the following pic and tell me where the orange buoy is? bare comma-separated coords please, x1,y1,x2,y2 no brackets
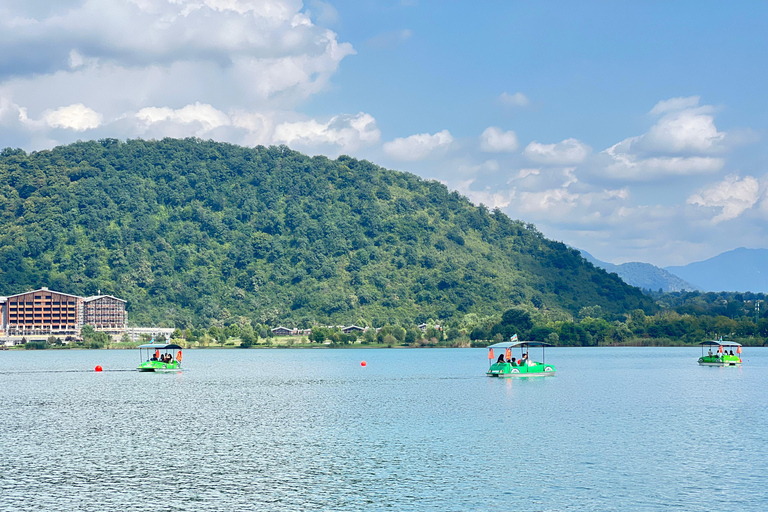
361,361,367,367
95,365,103,372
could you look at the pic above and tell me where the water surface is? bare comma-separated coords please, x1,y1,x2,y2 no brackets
1,347,766,511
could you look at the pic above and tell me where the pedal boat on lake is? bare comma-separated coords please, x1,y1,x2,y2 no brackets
698,340,742,367
486,341,556,377
137,343,183,372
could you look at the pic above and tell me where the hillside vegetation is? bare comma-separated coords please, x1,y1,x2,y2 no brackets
0,138,654,328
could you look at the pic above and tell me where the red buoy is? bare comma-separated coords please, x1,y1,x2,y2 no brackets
95,365,103,372
361,361,367,367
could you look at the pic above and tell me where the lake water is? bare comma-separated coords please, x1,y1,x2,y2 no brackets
1,347,767,511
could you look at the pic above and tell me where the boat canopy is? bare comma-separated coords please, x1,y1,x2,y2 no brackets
699,340,742,347
487,341,553,349
138,343,183,349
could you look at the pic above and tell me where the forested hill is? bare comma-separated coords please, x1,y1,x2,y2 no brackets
0,138,654,328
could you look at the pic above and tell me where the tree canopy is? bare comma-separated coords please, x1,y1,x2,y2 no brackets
0,138,655,328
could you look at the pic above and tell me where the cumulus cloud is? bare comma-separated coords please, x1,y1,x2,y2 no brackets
0,0,356,149
599,96,729,180
480,126,518,153
602,142,724,180
523,138,591,165
127,102,380,151
273,112,380,151
687,174,759,223
456,179,515,209
649,96,702,115
136,103,230,131
41,103,103,131
383,130,453,161
498,92,529,107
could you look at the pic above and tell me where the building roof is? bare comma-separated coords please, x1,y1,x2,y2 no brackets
84,295,127,303
6,288,82,300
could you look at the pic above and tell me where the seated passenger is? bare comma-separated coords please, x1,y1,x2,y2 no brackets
729,350,734,356
496,354,505,364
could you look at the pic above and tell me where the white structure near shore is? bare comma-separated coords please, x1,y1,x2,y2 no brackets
125,327,175,343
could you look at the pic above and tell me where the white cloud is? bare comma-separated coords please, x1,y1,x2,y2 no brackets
498,91,529,107
602,142,724,180
523,138,591,165
687,174,759,223
513,168,540,180
649,96,702,115
42,103,102,131
0,0,355,149
136,103,230,131
383,129,453,161
456,179,515,209
480,126,518,153
642,107,725,154
599,97,728,180
273,112,380,151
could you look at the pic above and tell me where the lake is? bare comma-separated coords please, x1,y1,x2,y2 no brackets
1,347,767,511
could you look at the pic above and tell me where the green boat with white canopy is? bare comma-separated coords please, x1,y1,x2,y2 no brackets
486,341,556,377
698,340,742,366
137,343,184,372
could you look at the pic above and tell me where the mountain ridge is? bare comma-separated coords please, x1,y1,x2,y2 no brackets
578,250,699,292
665,247,768,293
0,138,656,327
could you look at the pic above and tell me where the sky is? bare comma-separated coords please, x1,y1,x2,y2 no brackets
0,0,766,267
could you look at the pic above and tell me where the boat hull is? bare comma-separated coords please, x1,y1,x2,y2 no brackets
698,355,741,367
487,361,556,377
137,361,182,372
698,360,741,367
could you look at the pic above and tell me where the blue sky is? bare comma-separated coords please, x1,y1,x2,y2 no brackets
0,0,766,266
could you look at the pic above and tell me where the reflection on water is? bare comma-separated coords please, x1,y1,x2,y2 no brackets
1,347,767,511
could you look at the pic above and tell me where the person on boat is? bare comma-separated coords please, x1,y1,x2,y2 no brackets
496,353,505,364
707,348,713,357
729,349,734,356
521,352,529,365
150,354,158,361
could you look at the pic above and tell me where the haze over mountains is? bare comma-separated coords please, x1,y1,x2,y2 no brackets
579,251,700,292
582,248,768,293
665,248,768,293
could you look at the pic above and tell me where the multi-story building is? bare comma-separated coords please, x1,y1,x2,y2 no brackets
4,287,83,336
83,295,127,335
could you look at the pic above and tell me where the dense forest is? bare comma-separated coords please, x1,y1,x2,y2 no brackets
0,138,655,331
471,289,768,347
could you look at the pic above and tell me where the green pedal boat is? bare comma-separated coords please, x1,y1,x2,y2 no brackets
698,340,742,366
486,341,556,377
137,343,184,372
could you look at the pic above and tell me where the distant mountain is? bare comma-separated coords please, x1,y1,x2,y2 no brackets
580,251,700,292
665,248,768,293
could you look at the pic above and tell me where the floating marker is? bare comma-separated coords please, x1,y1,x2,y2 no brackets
361,361,367,367
95,365,103,372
